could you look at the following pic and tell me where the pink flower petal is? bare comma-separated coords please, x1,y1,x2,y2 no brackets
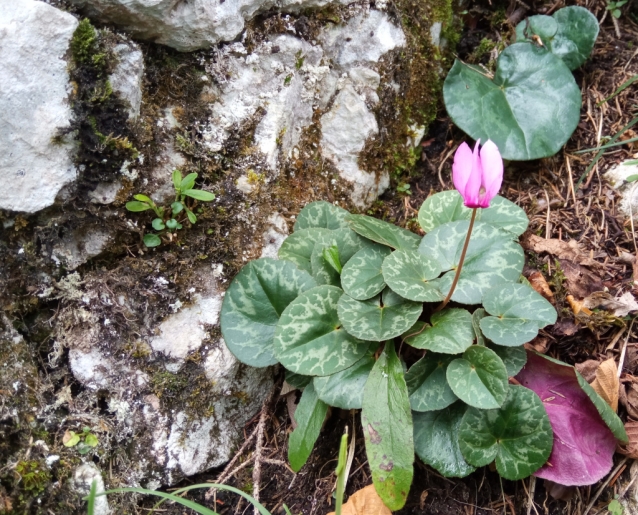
479,140,503,206
515,352,617,486
452,142,473,195
463,140,483,208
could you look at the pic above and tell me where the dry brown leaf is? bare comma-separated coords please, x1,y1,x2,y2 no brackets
591,358,619,412
524,336,550,354
625,383,638,420
583,291,638,317
575,360,600,383
553,318,579,336
618,421,638,458
527,271,554,302
327,484,391,515
559,260,604,299
522,234,601,268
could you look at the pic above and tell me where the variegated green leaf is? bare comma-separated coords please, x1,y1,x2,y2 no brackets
341,246,391,301
458,384,553,480
421,221,524,305
362,342,413,511
382,249,444,302
472,308,486,346
337,287,422,342
313,351,375,409
405,353,458,411
294,201,350,231
404,309,474,354
311,228,379,286
447,346,508,409
345,214,421,251
418,190,474,233
491,344,527,376
480,283,557,346
414,403,476,478
288,382,329,472
221,258,317,367
273,285,371,376
285,369,312,390
279,228,331,273
418,191,528,236
479,196,529,236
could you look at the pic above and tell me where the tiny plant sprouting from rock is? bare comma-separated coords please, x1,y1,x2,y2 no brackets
63,427,99,455
125,170,216,247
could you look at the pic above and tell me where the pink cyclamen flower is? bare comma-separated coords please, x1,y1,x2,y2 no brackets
452,139,503,208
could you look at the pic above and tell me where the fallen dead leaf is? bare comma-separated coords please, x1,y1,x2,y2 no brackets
524,336,550,354
591,358,620,412
328,484,391,515
553,318,579,336
544,480,576,501
522,234,601,268
583,291,638,317
559,260,604,299
618,421,638,458
567,295,592,316
575,360,600,383
625,383,638,420
527,271,554,302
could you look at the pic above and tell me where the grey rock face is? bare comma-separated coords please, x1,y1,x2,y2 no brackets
110,42,145,120
0,0,78,213
66,0,352,51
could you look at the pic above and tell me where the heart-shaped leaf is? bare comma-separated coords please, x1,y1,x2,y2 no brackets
382,250,444,302
515,6,599,71
341,246,392,301
294,201,350,232
279,228,331,274
515,351,627,485
479,196,529,236
458,384,553,480
143,233,162,247
362,342,413,511
311,228,380,287
221,258,318,367
447,346,508,409
418,191,474,233
288,382,329,472
346,214,421,251
152,218,166,231
405,353,458,411
472,308,486,346
480,283,557,346
313,351,375,409
443,43,581,161
404,308,474,354
414,403,476,478
491,344,527,377
337,287,423,342
421,221,524,305
274,285,371,376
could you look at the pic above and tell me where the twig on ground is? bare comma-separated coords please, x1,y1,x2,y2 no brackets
582,457,629,515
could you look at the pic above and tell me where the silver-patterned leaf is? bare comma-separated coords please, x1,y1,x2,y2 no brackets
337,287,423,342
311,228,379,286
447,346,508,409
472,308,486,346
382,249,444,302
480,283,557,346
273,285,371,376
480,196,529,236
458,384,553,480
341,246,392,301
294,201,350,231
421,220,524,305
221,258,317,367
490,344,527,376
405,353,458,411
418,190,475,233
404,308,474,354
346,214,421,251
414,403,476,478
288,382,329,472
279,228,331,273
313,351,375,409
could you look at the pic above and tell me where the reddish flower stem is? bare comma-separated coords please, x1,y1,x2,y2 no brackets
433,208,478,313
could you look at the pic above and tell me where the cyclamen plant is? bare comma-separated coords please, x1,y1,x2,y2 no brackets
220,142,626,510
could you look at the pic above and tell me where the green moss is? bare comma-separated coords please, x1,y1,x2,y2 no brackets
150,371,189,398
71,19,99,65
14,460,50,496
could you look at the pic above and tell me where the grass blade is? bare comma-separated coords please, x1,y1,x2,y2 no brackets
597,74,638,106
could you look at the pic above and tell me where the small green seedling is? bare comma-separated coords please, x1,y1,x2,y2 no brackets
396,183,412,195
126,170,216,247
63,427,99,455
606,0,627,18
609,499,623,515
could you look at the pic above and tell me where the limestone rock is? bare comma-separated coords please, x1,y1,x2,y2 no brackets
605,160,638,220
110,42,144,120
52,226,115,270
0,0,78,213
67,0,352,52
72,464,111,515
